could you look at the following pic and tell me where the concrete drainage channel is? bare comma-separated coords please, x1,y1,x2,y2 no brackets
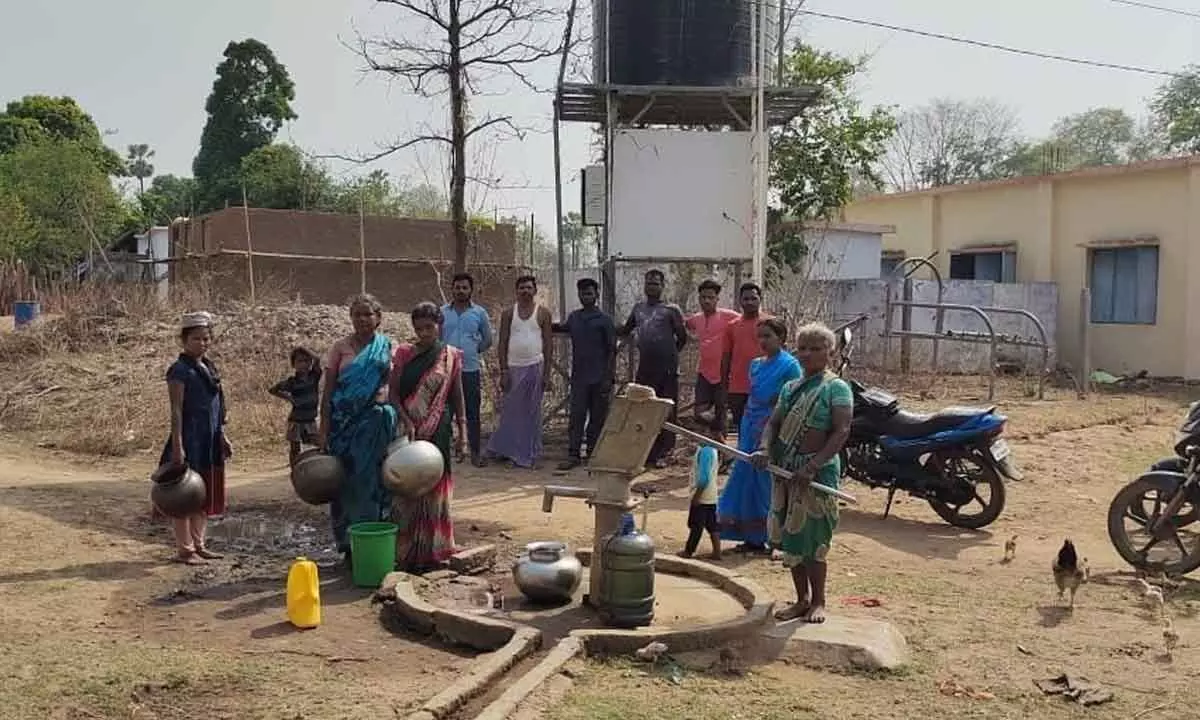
377,553,909,720
376,553,777,720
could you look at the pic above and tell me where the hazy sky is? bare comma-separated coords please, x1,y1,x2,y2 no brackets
1,0,1196,242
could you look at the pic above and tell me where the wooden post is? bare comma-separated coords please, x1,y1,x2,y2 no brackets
358,189,367,294
1079,287,1092,399
899,277,913,374
241,185,256,305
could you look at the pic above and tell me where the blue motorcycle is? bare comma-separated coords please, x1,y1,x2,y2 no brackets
835,328,1021,530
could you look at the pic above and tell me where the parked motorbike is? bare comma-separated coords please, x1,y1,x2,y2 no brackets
1107,401,1200,575
834,328,1020,530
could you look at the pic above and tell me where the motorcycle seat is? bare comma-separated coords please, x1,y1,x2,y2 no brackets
882,406,996,439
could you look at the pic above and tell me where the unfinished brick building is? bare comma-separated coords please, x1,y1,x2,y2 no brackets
169,208,520,310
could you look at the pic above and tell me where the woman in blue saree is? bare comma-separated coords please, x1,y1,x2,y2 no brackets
717,318,801,554
319,294,398,565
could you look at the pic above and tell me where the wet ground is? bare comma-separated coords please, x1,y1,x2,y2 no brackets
418,565,747,644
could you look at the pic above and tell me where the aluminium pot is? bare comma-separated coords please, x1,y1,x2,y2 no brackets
512,541,583,604
150,463,207,518
291,449,344,505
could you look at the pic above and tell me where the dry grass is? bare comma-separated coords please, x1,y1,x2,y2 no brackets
0,280,413,458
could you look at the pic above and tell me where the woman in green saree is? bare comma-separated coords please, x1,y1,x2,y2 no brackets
389,302,467,572
751,323,852,624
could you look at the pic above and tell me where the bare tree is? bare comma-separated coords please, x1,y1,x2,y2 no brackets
880,98,1023,192
353,0,568,271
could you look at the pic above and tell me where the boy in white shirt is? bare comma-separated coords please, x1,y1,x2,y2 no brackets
678,435,722,560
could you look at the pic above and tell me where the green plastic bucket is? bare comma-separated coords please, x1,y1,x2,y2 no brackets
348,521,398,588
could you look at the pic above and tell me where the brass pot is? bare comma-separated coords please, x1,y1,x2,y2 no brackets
291,450,344,505
150,463,207,518
382,436,445,498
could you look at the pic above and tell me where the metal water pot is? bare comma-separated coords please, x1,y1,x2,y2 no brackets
512,541,583,604
150,463,207,518
291,449,344,505
382,435,445,498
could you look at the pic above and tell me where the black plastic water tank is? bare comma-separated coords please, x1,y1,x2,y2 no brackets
593,0,769,87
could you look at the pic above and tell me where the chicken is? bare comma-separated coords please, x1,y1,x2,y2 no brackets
1163,618,1180,657
1002,535,1017,562
1052,539,1086,609
634,641,669,663
1136,578,1165,614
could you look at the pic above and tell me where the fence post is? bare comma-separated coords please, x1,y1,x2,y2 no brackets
1078,287,1091,399
358,191,367,295
241,185,256,305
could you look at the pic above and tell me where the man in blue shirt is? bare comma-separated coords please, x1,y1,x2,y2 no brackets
441,272,493,466
553,277,616,470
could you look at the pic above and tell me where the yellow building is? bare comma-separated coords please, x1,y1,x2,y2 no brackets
842,155,1200,379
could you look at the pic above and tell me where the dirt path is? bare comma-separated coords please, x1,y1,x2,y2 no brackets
0,447,474,720
3,389,1200,719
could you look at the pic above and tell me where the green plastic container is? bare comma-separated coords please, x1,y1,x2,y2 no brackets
348,521,398,588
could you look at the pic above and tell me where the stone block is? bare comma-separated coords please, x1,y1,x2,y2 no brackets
755,615,909,671
432,608,517,651
448,544,497,575
420,627,541,719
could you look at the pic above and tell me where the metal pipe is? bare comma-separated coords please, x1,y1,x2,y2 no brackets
976,305,1052,400
662,422,858,504
541,485,597,513
888,301,997,400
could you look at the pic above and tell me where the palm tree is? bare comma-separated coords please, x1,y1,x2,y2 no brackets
126,144,155,194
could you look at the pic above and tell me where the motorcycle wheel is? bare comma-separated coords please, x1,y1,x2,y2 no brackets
927,451,1007,530
1107,474,1200,575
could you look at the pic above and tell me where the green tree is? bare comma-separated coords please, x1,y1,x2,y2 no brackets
239,143,331,210
0,141,129,270
126,143,155,194
0,95,123,174
770,44,896,264
1151,65,1200,154
193,39,297,211
0,185,36,261
140,174,199,223
1047,108,1135,167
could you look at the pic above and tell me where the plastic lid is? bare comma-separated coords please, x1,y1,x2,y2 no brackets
618,513,636,535
295,556,308,562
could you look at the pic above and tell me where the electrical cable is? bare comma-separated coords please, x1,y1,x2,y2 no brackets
797,9,1184,78
1108,0,1200,20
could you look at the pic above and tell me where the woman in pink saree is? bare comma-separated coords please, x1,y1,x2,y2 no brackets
388,302,467,572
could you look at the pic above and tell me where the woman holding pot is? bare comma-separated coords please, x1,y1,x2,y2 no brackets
160,311,232,564
319,294,397,564
388,302,466,572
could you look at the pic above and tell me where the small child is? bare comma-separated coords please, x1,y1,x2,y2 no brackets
678,438,721,560
270,347,322,464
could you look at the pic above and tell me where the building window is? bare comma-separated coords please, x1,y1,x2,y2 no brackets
1089,246,1158,325
880,252,905,278
949,250,1016,282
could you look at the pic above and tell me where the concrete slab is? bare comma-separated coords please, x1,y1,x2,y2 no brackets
755,615,909,671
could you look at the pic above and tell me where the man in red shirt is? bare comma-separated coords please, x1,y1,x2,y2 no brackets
721,282,771,436
685,279,739,440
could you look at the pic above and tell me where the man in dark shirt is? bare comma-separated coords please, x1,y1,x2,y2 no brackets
620,268,687,468
553,277,616,470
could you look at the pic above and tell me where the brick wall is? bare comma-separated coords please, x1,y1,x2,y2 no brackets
172,208,517,264
172,254,520,312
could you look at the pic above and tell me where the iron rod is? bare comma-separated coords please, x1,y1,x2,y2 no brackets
663,422,858,504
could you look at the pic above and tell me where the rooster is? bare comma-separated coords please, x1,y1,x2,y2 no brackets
1052,539,1086,609
1163,618,1180,657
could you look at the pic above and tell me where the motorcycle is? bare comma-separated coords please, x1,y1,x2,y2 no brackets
834,327,1021,530
1107,401,1200,575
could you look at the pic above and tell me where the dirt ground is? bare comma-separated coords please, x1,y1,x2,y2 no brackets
2,380,1200,719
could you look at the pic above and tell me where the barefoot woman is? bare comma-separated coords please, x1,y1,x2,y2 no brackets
319,294,397,565
751,323,851,623
388,302,466,572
